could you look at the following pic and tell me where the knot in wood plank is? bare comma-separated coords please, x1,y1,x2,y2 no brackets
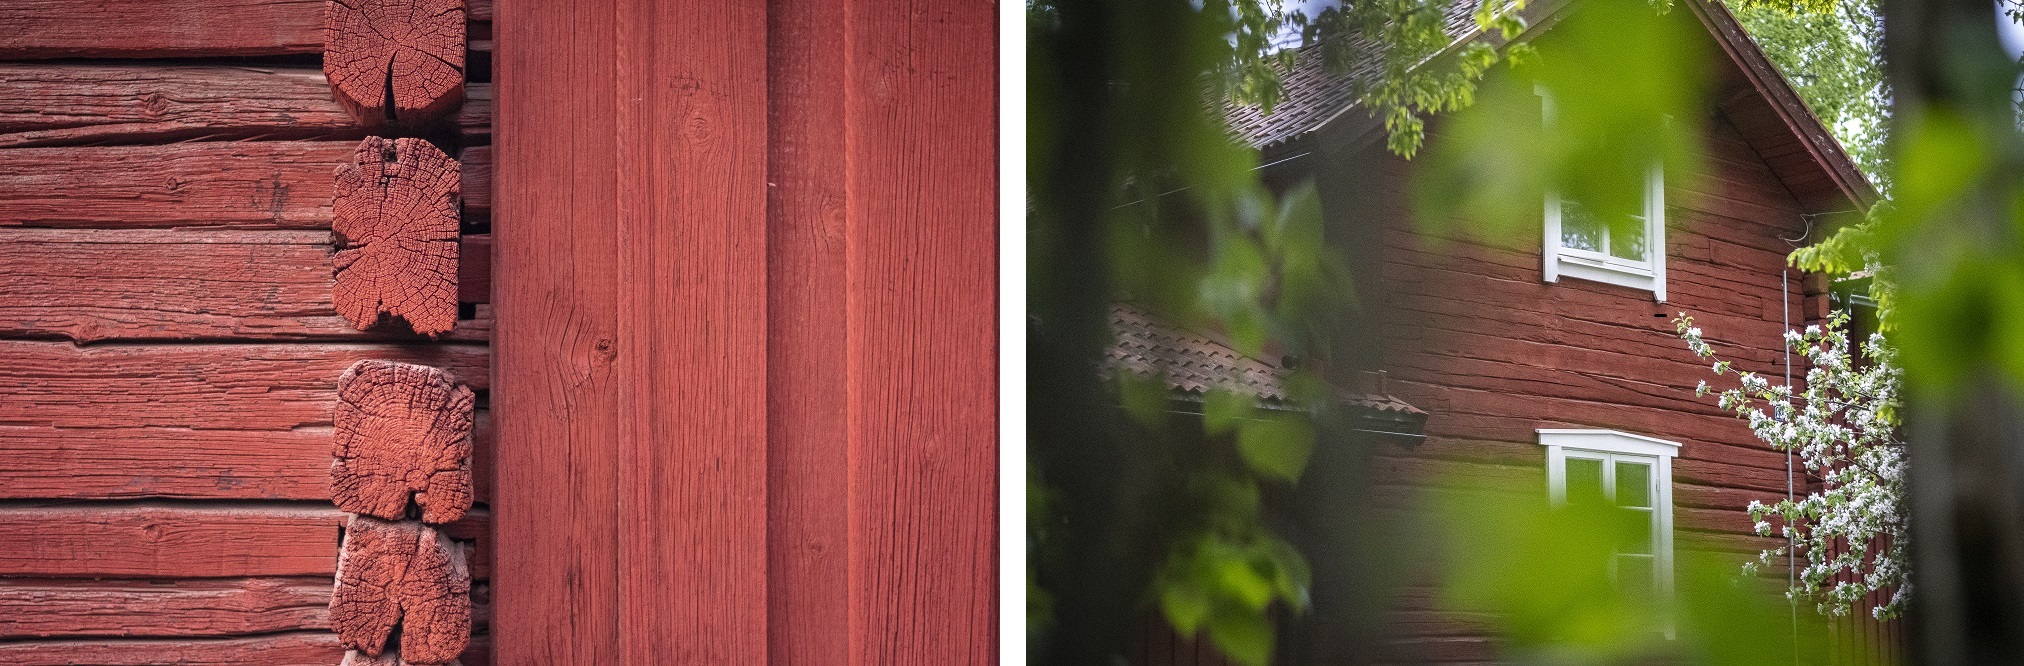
323,0,466,126
331,515,471,665
333,360,474,524
332,136,461,336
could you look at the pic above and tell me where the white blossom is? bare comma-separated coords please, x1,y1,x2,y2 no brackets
1675,312,1907,620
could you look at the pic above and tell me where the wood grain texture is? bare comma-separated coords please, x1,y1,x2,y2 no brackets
459,145,490,216
0,340,487,431
323,0,466,127
0,503,489,578
611,0,768,659
0,65,491,148
0,577,332,638
333,361,476,523
842,0,999,660
493,0,767,660
0,64,360,148
765,0,852,660
0,229,491,342
0,141,349,229
331,516,471,664
0,412,492,502
332,137,462,336
491,0,623,659
0,0,325,59
0,632,346,666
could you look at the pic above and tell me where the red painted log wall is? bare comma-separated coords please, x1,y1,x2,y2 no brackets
493,0,996,661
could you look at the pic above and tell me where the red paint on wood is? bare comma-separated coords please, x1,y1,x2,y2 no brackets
333,137,462,336
496,0,772,656
0,421,488,502
0,64,364,148
765,0,852,660
0,229,490,342
333,361,476,524
0,142,350,230
323,0,466,127
0,340,487,432
0,632,345,665
840,0,999,661
332,516,471,664
0,504,490,579
458,145,489,216
0,0,325,59
0,577,331,638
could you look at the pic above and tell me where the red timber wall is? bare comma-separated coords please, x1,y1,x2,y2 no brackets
0,0,501,663
491,0,997,663
1331,107,1895,661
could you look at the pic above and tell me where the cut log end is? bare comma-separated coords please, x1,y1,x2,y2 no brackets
323,0,467,126
343,648,465,666
331,516,472,665
333,360,475,524
332,136,462,336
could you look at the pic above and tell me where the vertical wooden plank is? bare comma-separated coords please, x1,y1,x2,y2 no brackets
766,0,853,662
845,0,999,661
614,0,769,661
492,0,623,661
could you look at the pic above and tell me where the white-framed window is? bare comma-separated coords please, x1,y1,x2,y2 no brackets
1538,86,1668,302
1539,429,1678,613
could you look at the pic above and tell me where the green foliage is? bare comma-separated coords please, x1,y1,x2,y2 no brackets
1441,481,1840,663
1419,0,1711,242
1731,0,1891,189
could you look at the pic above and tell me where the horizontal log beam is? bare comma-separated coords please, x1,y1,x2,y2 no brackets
0,577,331,638
0,229,491,342
0,503,488,578
0,340,487,432
0,66,490,149
0,631,344,665
0,142,349,229
0,0,326,59
0,411,492,502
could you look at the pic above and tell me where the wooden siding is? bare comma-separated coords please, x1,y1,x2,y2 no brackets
493,0,996,661
1329,107,1891,661
0,4,496,663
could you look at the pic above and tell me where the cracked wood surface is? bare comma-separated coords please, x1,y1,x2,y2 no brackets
0,504,489,579
0,413,492,502
0,0,327,59
334,361,475,524
331,516,470,664
0,340,487,431
0,577,333,638
0,229,490,342
0,142,491,230
0,65,491,148
333,137,462,336
323,0,466,127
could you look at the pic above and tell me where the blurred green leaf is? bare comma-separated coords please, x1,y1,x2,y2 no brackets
1236,413,1315,483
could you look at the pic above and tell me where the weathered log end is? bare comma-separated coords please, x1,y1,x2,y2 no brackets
333,360,475,523
331,516,472,664
332,136,461,336
323,0,467,126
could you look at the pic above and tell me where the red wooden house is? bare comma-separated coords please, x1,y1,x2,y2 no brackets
1123,0,1885,662
0,0,995,663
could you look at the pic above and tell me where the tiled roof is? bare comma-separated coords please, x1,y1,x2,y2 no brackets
1105,302,1422,415
1222,2,1484,149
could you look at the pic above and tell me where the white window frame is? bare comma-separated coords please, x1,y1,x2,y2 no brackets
1538,428,1679,626
1537,86,1668,302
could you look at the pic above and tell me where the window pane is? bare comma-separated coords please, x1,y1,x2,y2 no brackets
1617,554,1655,601
1566,457,1604,506
1560,198,1604,252
1616,507,1653,555
1616,461,1651,508
1609,214,1647,261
